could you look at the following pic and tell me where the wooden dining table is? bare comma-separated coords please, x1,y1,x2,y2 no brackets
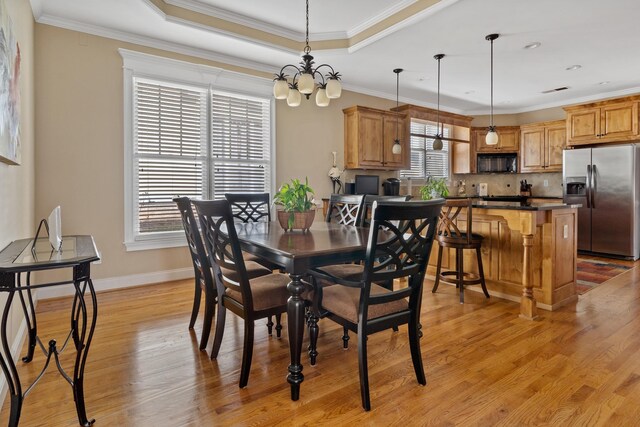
234,220,370,401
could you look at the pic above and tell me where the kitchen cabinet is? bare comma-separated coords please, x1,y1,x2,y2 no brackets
520,120,566,172
473,126,520,152
564,97,639,146
343,105,408,170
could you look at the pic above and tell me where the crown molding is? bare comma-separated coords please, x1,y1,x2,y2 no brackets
347,0,417,38
29,0,44,20
36,14,277,76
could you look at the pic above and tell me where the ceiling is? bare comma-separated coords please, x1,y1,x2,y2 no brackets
30,0,640,114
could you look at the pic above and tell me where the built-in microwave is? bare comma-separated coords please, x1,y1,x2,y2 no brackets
476,153,517,173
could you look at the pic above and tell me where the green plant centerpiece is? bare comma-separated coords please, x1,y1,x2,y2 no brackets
274,177,316,231
419,177,450,200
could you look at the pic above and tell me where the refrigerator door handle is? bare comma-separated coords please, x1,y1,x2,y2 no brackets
591,164,596,209
586,164,592,208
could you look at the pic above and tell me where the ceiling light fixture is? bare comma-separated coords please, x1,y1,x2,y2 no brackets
566,65,582,71
598,81,610,85
433,54,445,151
273,0,342,107
392,68,403,155
485,33,500,146
524,42,541,50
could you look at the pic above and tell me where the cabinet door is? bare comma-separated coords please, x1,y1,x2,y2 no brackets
498,129,519,151
545,124,566,171
357,111,384,167
451,142,471,174
520,127,545,172
601,102,637,140
567,108,600,145
474,129,492,152
382,114,407,168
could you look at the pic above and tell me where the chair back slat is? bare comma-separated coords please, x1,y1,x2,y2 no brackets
325,194,365,226
173,197,215,295
193,199,254,309
437,198,473,244
360,195,411,227
225,193,271,223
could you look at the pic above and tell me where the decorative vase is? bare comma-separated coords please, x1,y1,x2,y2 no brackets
277,209,315,232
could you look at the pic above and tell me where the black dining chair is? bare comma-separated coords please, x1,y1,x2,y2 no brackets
193,199,291,388
173,197,217,350
308,199,443,410
225,192,283,335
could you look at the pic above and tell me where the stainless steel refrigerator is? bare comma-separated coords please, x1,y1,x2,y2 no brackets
563,144,640,260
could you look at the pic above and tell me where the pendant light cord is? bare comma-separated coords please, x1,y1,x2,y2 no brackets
396,70,400,142
437,56,441,135
490,37,494,128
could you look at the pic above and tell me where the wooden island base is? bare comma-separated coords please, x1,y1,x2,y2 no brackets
427,203,579,316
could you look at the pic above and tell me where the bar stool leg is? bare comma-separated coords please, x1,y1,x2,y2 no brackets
476,246,490,298
457,248,464,304
432,245,444,293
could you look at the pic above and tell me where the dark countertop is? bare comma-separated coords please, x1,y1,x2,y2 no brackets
471,201,580,211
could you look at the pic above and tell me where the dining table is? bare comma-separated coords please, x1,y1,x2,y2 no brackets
234,220,370,401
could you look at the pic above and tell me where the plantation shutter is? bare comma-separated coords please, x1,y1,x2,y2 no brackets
401,119,450,179
133,78,207,234
210,91,271,200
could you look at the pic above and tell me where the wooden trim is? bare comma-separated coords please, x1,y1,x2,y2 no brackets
392,104,473,127
563,94,640,111
342,105,405,118
520,119,565,129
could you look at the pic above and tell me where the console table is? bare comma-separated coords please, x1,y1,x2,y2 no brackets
0,235,99,426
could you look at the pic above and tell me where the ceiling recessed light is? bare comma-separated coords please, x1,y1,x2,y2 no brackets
566,65,582,71
598,81,611,85
524,42,541,50
464,90,475,95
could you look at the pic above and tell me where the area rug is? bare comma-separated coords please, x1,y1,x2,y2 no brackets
576,258,632,294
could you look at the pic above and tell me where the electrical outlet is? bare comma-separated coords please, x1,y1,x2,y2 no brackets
544,179,549,187
563,225,568,239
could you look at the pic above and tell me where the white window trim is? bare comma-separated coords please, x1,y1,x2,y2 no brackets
120,49,276,251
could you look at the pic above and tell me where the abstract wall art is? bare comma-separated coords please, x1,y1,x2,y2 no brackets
0,1,21,165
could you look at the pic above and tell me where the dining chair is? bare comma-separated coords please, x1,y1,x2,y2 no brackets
193,199,290,388
225,192,283,335
431,198,489,304
308,199,443,410
173,197,217,350
359,194,411,228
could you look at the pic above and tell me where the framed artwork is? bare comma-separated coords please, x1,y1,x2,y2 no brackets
0,1,21,165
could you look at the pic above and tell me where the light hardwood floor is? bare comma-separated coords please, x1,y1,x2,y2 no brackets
2,259,640,426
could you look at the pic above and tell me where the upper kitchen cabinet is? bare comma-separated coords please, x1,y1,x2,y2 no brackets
343,105,408,170
520,120,566,173
564,96,639,146
473,126,520,152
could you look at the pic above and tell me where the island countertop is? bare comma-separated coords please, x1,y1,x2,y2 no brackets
471,200,581,211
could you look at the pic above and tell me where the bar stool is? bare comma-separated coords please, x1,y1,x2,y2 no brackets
432,198,489,303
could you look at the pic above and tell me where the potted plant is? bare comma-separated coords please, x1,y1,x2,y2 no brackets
274,178,316,231
419,177,450,200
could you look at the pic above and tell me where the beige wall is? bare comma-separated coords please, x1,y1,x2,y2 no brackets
0,0,35,366
472,106,565,127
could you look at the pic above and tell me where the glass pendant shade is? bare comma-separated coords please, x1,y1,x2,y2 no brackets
315,88,330,107
392,141,402,154
326,79,342,99
287,88,302,107
486,129,499,145
433,136,444,151
298,73,315,94
273,79,289,99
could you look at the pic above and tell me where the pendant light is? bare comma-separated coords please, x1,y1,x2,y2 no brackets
433,54,445,151
485,33,499,145
392,68,403,155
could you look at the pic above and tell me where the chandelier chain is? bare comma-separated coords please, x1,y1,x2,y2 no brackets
305,0,310,53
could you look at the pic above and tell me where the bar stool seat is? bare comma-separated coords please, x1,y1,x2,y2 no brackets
432,199,489,304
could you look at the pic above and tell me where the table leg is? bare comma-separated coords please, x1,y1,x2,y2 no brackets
71,264,97,426
286,273,305,401
520,233,539,320
0,273,23,427
17,272,38,363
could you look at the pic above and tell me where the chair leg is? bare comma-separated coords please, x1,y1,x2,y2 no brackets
210,303,226,359
357,330,371,411
199,292,215,351
457,248,464,304
266,316,274,335
408,315,426,386
432,245,444,293
476,246,490,299
275,314,283,338
342,327,350,349
189,281,202,329
239,320,255,388
308,312,319,365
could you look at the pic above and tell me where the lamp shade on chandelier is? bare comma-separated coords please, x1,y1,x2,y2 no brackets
273,0,342,107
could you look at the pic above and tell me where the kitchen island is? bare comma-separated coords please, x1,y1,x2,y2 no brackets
427,200,580,319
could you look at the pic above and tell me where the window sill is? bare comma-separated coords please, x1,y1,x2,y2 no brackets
124,234,186,252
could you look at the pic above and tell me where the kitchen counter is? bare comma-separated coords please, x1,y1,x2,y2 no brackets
427,202,579,318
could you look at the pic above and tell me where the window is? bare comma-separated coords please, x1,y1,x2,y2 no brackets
401,119,451,179
122,50,274,250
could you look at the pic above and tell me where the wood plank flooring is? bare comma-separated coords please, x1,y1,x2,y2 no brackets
2,259,640,426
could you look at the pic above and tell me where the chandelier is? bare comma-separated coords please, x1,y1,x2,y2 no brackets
272,0,342,107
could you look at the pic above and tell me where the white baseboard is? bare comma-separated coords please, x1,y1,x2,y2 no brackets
38,267,194,299
0,315,30,409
